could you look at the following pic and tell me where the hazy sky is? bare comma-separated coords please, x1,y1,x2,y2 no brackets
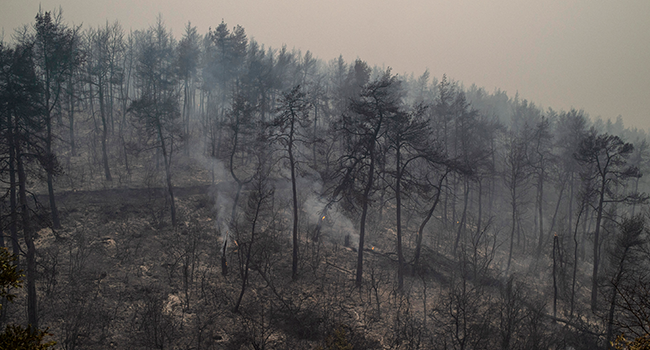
3,0,649,131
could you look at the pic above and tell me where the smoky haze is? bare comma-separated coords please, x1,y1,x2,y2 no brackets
2,0,650,347
2,0,649,131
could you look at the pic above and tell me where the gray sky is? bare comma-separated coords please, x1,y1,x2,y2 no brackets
3,0,649,131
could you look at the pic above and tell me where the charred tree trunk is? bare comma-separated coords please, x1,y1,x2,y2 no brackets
506,185,517,277
568,172,574,235
454,178,470,256
68,74,76,156
233,191,264,313
536,170,545,255
631,176,640,216
157,122,176,226
570,202,585,318
413,172,447,271
45,118,61,229
547,181,565,243
356,148,376,287
604,217,643,346
99,78,112,181
396,145,404,291
43,74,61,229
119,54,132,175
553,234,558,318
475,178,483,238
182,79,189,138
8,117,20,259
17,140,37,328
289,132,299,280
222,107,249,276
591,180,607,312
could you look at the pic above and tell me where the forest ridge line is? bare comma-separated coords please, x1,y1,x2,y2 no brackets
1,8,649,349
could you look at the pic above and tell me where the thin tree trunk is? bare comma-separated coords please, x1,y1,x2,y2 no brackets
631,177,640,216
222,110,249,276
451,176,458,226
46,119,61,229
0,209,3,249
570,202,585,318
488,138,497,217
568,172,574,231
157,124,176,226
183,79,189,135
454,178,470,256
442,177,449,223
413,172,447,271
536,170,545,254
99,79,112,181
356,149,375,287
547,181,566,242
553,235,558,318
120,52,132,175
289,132,299,280
223,182,243,276
43,71,61,229
475,179,483,245
592,180,607,312
606,241,635,346
8,118,20,259
108,76,114,133
18,142,37,328
506,186,517,277
396,145,404,290
312,104,318,170
233,192,263,313
68,75,76,156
